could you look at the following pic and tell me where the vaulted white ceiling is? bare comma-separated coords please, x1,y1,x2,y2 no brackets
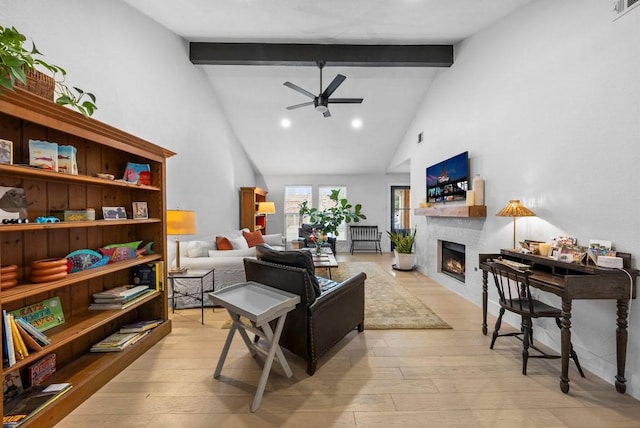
124,0,531,175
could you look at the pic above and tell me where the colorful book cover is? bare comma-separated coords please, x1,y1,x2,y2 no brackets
3,383,71,426
3,370,23,403
57,145,78,175
0,186,28,222
28,354,56,387
10,297,65,333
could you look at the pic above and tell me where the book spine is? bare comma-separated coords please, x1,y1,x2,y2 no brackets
8,315,28,360
3,310,16,367
15,318,51,346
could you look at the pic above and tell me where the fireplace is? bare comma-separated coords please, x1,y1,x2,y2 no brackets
439,240,466,282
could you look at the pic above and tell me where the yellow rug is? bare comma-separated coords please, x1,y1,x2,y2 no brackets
222,262,451,330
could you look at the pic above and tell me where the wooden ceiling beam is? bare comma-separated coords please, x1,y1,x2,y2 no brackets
189,42,453,67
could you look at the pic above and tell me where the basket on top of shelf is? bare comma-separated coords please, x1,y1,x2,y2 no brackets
15,68,55,100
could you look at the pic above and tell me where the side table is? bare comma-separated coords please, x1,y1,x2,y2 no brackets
209,281,300,412
168,268,214,324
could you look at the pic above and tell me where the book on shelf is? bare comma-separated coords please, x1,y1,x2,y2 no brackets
2,383,72,427
14,321,43,353
89,331,150,353
2,371,23,403
2,310,16,368
13,318,51,347
88,289,157,310
132,261,164,291
119,319,163,334
10,297,65,333
8,315,28,361
28,354,56,387
92,284,150,300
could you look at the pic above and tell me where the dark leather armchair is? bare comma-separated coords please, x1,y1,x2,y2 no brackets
244,245,365,375
298,223,337,254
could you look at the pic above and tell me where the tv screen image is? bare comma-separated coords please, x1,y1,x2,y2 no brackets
426,151,469,203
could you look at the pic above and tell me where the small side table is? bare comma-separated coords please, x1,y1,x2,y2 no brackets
209,281,300,412
168,268,214,324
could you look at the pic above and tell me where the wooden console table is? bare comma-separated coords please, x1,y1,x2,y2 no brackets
479,250,638,394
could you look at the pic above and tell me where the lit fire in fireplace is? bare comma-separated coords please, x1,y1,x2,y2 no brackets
445,258,465,275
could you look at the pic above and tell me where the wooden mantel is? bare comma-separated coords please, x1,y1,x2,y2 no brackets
414,205,487,218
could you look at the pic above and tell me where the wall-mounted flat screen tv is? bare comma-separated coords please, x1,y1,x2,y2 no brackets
426,151,469,203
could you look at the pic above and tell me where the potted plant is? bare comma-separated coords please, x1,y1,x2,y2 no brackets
298,189,367,251
0,25,97,117
387,229,416,270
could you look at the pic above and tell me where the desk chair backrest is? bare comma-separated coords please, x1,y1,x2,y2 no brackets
489,262,535,315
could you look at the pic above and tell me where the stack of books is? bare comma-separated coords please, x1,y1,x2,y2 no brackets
88,285,156,310
2,311,51,368
89,330,150,353
3,382,72,427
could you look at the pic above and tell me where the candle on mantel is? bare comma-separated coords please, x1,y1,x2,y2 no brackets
466,190,475,206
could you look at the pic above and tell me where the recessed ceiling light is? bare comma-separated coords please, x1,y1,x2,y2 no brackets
281,118,291,128
351,118,362,129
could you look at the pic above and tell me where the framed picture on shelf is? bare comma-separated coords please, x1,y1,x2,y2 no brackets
102,206,127,220
132,201,148,220
0,139,12,164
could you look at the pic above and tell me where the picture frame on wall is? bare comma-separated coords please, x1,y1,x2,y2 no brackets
0,139,13,165
132,202,148,220
102,206,127,220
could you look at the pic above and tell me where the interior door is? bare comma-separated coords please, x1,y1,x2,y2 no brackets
390,186,411,250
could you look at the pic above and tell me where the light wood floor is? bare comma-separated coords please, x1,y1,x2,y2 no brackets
56,254,640,428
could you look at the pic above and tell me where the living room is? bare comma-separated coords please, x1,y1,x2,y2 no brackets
2,0,639,425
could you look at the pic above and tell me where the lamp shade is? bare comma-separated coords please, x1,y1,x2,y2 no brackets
167,210,197,235
257,202,276,214
496,200,535,217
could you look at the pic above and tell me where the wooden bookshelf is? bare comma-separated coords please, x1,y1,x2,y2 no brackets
240,187,268,234
0,88,174,427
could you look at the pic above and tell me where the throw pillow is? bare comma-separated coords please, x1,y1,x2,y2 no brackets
255,244,321,296
215,236,234,251
186,240,214,258
243,230,265,248
228,235,249,250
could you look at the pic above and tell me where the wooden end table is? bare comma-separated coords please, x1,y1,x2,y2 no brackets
302,247,339,278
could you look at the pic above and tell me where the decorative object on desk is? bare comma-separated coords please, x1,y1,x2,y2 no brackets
0,25,97,116
0,186,28,221
495,199,536,250
560,245,588,263
587,239,615,265
102,206,127,220
472,174,484,205
123,162,151,185
167,209,197,274
132,201,148,219
387,229,416,271
332,262,450,329
0,138,13,164
298,188,366,238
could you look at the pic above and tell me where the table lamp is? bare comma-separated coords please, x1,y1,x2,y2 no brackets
496,200,535,250
167,209,197,274
257,202,276,214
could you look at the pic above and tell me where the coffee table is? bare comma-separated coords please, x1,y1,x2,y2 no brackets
303,247,338,278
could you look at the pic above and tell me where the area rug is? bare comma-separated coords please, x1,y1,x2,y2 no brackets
222,262,451,330
331,262,451,329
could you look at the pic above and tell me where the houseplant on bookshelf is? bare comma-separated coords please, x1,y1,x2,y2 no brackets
387,229,416,270
0,25,97,117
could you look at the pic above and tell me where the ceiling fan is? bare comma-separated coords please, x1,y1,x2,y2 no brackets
283,61,363,118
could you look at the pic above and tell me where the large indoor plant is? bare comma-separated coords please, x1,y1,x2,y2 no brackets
387,229,416,270
0,25,97,117
298,189,367,238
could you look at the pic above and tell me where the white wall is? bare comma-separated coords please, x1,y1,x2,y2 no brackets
262,173,410,252
1,0,256,251
395,0,640,397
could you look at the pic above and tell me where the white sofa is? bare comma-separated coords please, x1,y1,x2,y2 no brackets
169,230,284,308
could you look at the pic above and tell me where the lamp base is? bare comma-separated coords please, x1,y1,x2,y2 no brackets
169,267,188,275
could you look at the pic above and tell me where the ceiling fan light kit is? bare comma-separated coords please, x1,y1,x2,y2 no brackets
284,61,363,118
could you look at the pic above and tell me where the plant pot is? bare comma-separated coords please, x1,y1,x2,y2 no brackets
394,250,415,270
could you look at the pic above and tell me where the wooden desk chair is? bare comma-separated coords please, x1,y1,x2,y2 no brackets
488,261,585,377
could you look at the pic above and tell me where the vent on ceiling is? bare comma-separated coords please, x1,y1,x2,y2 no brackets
613,0,640,20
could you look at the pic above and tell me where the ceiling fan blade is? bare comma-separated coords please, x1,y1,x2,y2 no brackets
323,110,331,118
328,98,364,104
321,74,346,98
283,81,316,99
286,101,314,110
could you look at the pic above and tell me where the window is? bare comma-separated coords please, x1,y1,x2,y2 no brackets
319,186,347,240
284,185,312,241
